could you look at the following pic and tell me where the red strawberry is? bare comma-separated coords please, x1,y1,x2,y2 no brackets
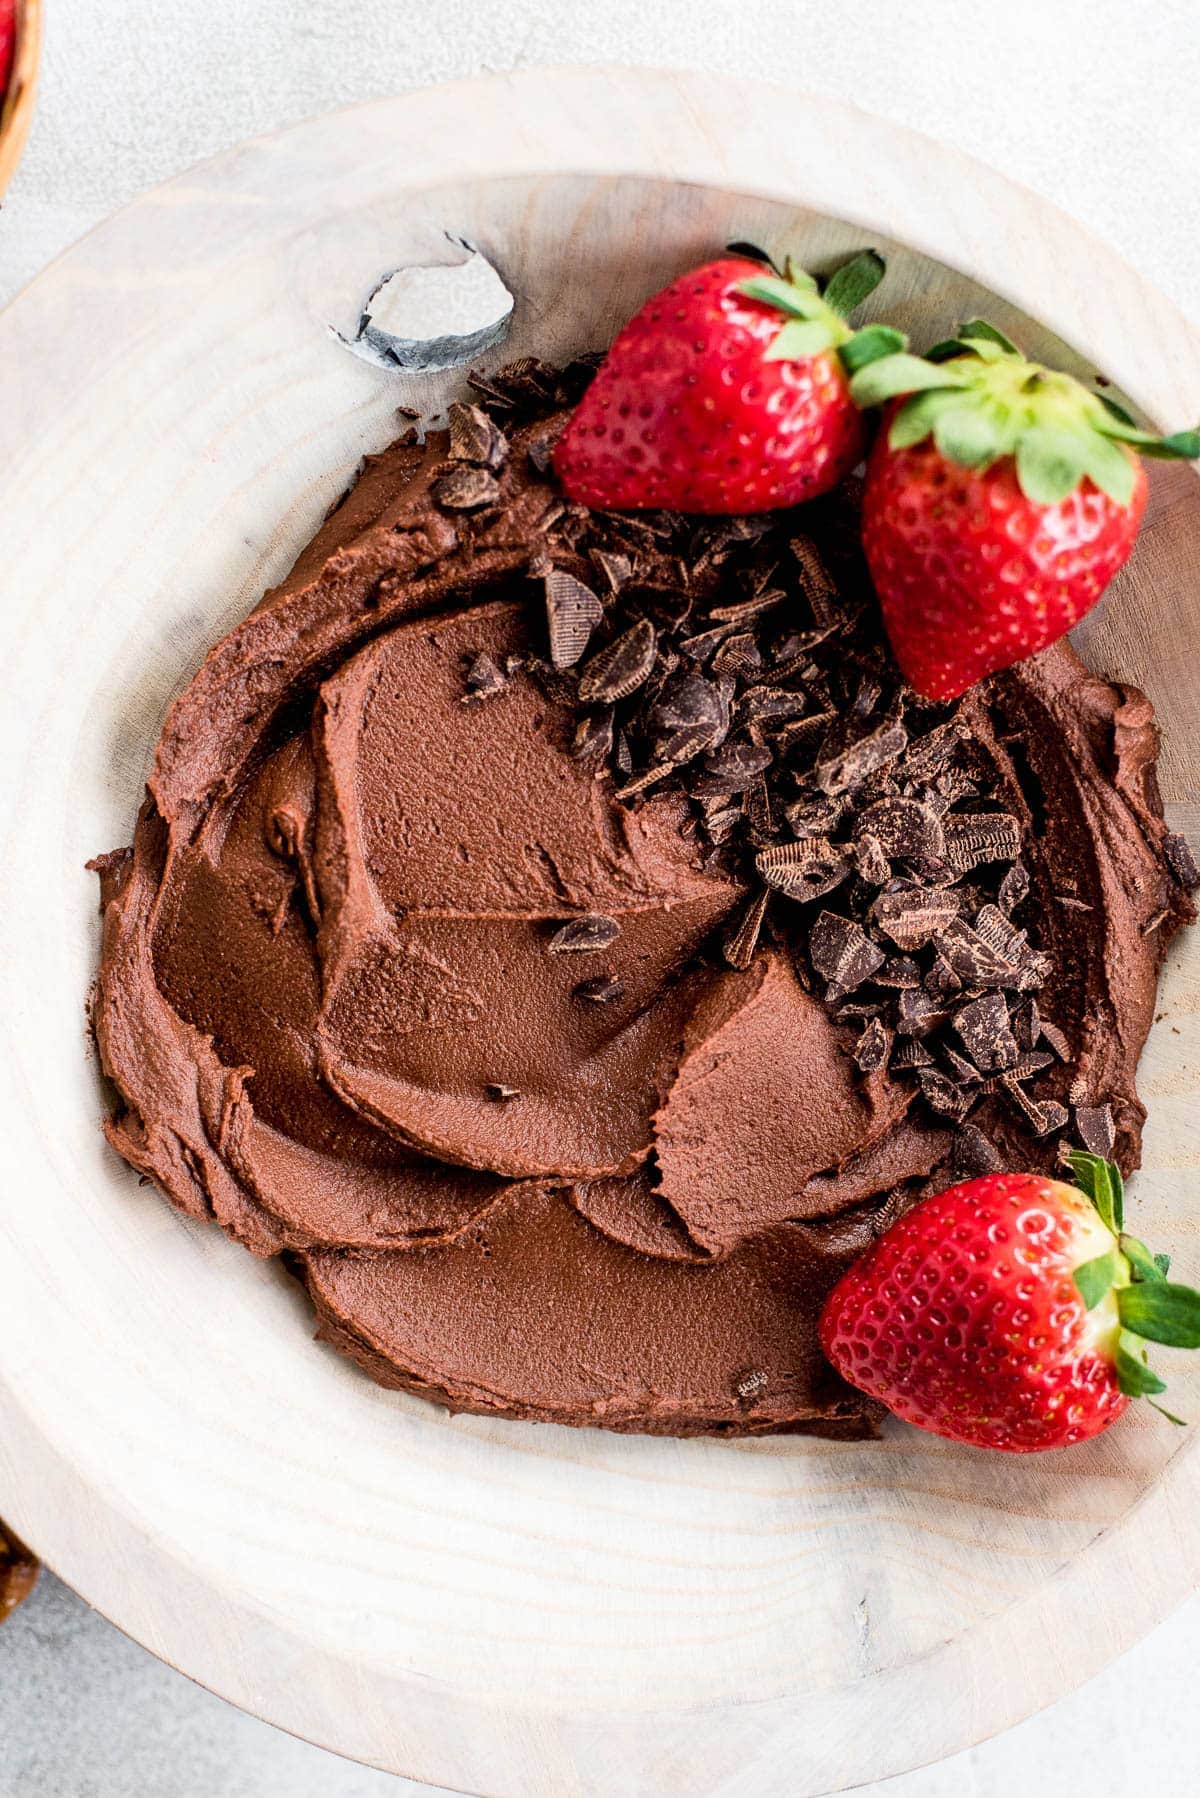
850,323,1200,699
0,0,16,101
554,250,900,513
820,1152,1200,1453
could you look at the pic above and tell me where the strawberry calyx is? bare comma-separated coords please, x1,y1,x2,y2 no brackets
849,320,1200,508
1067,1149,1200,1416
737,250,905,380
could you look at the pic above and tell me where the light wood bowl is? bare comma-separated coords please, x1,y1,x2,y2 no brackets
0,0,40,199
0,68,1198,1797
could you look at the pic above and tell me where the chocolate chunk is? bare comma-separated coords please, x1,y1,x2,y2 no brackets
938,915,1037,989
709,589,786,625
613,764,673,801
852,835,890,886
1005,1051,1055,1081
698,738,775,794
571,709,614,764
433,465,501,510
548,913,621,954
854,1016,891,1073
1035,1099,1070,1136
1038,1016,1072,1061
809,912,885,996
940,1045,985,1085
590,548,633,595
856,796,946,861
872,885,961,950
783,794,844,838
757,840,852,904
485,1083,521,1101
950,1123,1004,1176
678,624,731,664
544,570,604,669
574,975,626,1004
711,632,762,677
815,719,908,796
447,402,508,470
916,1067,972,1121
953,993,1018,1072
901,720,968,781
1164,831,1200,890
723,888,770,970
790,535,839,624
999,1075,1057,1134
896,989,948,1036
649,671,728,761
1074,1102,1115,1159
998,861,1030,913
891,1038,935,1069
743,776,776,841
463,652,506,700
1056,893,1094,913
577,619,658,704
875,956,922,990
942,812,1022,872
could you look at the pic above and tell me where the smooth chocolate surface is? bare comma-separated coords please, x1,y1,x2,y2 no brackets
91,376,1195,1436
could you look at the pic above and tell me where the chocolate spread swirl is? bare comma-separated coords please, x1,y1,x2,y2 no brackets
90,366,1196,1436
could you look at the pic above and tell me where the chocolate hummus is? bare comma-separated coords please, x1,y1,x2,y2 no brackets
91,359,1197,1437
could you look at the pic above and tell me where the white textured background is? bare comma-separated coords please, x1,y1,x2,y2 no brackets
2,2,1199,1794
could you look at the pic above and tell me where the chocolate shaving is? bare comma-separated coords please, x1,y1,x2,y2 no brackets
916,1067,972,1121
447,402,508,470
578,619,657,705
809,912,885,997
548,914,621,954
1038,1016,1072,1061
463,652,506,700
1074,1102,1115,1159
590,548,632,595
432,465,500,510
872,885,961,950
757,840,852,904
856,796,945,861
544,569,604,669
790,535,839,624
953,993,1018,1073
724,888,770,970
942,812,1022,872
951,1123,1004,1176
574,975,626,1004
815,719,908,797
485,1083,520,1101
852,835,890,886
998,861,1030,913
854,1016,891,1073
1164,831,1200,890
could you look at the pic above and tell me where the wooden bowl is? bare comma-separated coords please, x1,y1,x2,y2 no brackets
0,69,1197,1797
0,0,40,199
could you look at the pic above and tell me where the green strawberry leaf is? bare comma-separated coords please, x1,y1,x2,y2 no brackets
1116,1330,1168,1397
1074,1249,1120,1309
739,274,827,322
888,388,966,449
823,250,886,320
783,257,819,291
850,353,965,409
838,324,907,375
1148,1400,1188,1426
1097,393,1138,428
1066,1150,1123,1233
1079,431,1137,506
1015,426,1090,505
1118,1281,1200,1348
957,319,1020,355
764,318,837,362
1138,427,1200,460
933,403,1005,470
1119,1234,1168,1283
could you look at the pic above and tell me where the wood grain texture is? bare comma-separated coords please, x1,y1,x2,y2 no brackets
0,68,1197,1797
0,0,40,199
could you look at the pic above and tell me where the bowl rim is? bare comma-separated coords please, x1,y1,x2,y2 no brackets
0,65,1198,1798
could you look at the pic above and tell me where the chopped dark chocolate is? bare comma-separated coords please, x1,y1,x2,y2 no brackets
856,796,945,861
809,912,885,996
1074,1102,1116,1160
854,1016,891,1073
942,812,1022,872
547,914,621,954
815,719,908,797
577,619,657,705
544,569,604,669
953,993,1018,1072
432,465,500,510
463,652,507,700
950,1123,1004,1176
757,840,852,904
724,887,770,970
1164,831,1200,890
872,885,961,950
574,975,626,1004
447,401,509,470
